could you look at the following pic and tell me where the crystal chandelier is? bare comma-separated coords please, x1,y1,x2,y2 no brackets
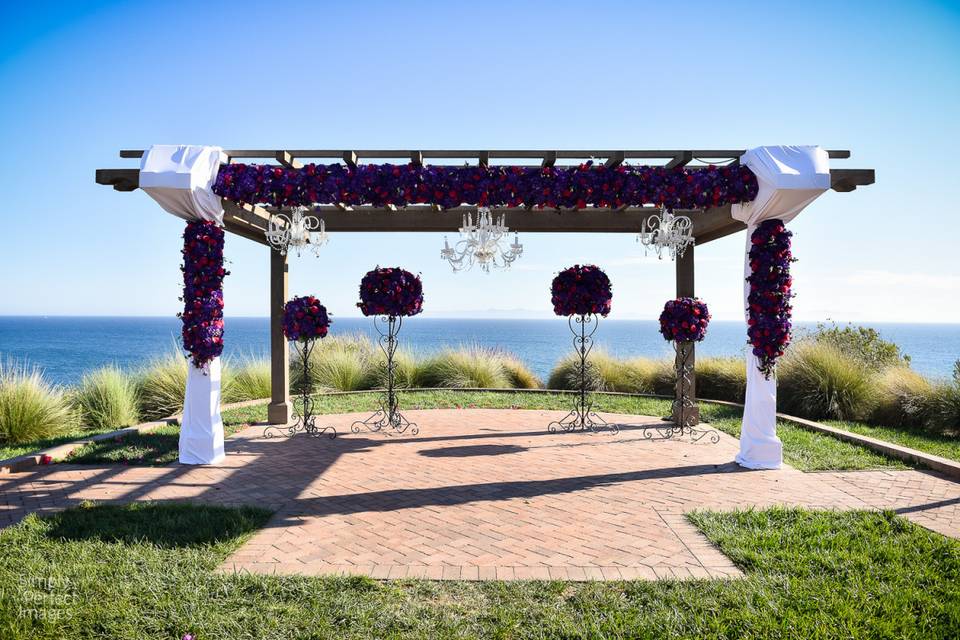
440,207,523,273
265,206,329,257
637,207,694,260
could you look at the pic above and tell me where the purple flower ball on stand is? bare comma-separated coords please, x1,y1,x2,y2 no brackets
282,296,331,342
357,267,424,317
550,264,612,317
659,297,711,343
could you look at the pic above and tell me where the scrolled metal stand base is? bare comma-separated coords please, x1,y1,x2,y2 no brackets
548,314,619,435
264,339,337,440
643,341,718,444
351,315,419,437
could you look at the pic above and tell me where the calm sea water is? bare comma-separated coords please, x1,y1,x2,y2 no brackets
0,316,957,386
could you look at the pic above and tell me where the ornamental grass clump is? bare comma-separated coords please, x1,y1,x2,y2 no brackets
419,347,512,389
0,361,78,444
74,366,140,431
925,380,960,435
135,350,187,421
869,366,932,429
294,335,377,392
695,357,747,403
500,353,542,389
222,357,272,403
777,341,876,421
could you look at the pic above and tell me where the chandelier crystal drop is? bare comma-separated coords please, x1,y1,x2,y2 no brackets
440,207,523,273
265,206,329,257
637,207,694,260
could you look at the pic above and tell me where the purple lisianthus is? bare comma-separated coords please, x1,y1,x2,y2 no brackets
746,219,794,378
551,265,612,317
178,221,228,368
357,267,424,318
213,161,759,211
659,297,711,342
282,295,331,342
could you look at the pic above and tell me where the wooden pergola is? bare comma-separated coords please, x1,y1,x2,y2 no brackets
97,148,874,424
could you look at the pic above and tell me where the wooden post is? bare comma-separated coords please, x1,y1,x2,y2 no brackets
675,245,699,425
267,249,290,424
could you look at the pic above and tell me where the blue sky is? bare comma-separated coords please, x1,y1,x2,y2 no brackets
1,0,958,322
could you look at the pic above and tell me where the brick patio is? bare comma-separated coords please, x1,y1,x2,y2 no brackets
1,409,958,581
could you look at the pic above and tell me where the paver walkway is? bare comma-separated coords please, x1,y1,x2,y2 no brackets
2,409,958,581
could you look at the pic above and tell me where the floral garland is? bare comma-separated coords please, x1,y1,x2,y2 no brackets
282,296,331,342
747,219,794,377
213,162,758,211
357,267,424,317
179,221,228,368
659,297,711,342
551,265,612,317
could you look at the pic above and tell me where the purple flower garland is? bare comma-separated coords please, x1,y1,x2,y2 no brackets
357,267,424,317
214,162,758,211
282,296,331,342
179,221,228,368
659,297,711,342
747,219,794,377
551,265,612,317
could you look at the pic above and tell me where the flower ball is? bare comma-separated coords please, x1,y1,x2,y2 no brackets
282,295,331,342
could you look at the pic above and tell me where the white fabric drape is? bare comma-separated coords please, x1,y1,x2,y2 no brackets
731,146,830,470
179,359,225,465
139,144,226,224
140,144,228,465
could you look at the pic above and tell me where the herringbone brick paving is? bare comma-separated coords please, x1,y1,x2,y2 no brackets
1,409,957,581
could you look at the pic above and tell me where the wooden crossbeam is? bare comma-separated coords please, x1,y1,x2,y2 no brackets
665,151,693,169
604,151,625,168
274,151,302,169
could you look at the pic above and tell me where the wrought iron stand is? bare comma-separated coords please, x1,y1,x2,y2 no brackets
548,314,618,434
351,315,419,436
644,340,718,443
265,339,336,440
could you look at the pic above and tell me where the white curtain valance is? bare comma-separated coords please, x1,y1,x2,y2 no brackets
139,144,226,225
731,145,830,470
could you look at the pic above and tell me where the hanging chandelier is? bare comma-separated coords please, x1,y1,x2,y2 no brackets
440,207,523,273
637,207,694,260
265,206,329,257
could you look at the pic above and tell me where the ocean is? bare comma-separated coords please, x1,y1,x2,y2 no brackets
0,316,957,386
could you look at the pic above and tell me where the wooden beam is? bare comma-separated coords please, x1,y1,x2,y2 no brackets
342,151,357,169
541,151,557,168
267,249,290,425
275,151,302,169
95,168,139,192
410,151,423,166
223,218,269,245
665,151,693,169
478,151,489,168
604,151,625,168
830,168,875,192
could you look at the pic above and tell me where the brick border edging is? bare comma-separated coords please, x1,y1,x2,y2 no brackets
4,390,958,481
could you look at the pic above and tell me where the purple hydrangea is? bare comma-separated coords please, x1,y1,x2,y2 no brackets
179,221,228,368
551,265,612,317
213,161,758,210
747,219,794,377
282,295,331,342
357,267,424,318
659,297,711,342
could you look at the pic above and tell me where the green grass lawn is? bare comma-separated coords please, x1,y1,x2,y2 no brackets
0,502,956,639
826,419,960,462
58,391,909,471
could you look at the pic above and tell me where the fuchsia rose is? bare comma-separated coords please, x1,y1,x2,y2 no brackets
213,162,759,211
659,297,711,342
746,219,794,378
178,221,228,368
282,296,331,342
357,267,424,317
551,264,612,317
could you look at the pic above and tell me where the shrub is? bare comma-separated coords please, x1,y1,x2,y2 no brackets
777,341,877,421
0,362,78,443
500,353,542,389
74,366,140,431
222,357,271,402
419,347,511,389
136,350,187,420
372,349,425,389
547,352,605,391
869,367,932,428
811,322,908,371
924,381,960,435
695,357,747,403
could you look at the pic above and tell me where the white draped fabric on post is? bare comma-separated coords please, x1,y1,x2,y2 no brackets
140,144,227,465
731,146,831,469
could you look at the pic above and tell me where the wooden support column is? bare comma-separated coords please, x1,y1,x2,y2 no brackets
674,245,700,425
268,249,290,424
